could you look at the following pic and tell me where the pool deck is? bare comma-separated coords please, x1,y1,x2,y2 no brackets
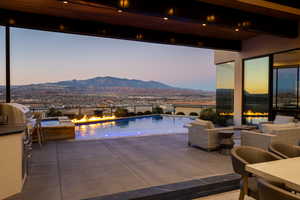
7,133,233,200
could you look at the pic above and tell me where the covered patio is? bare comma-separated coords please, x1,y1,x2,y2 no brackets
2,0,300,200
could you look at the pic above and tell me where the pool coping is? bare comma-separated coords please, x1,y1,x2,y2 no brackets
62,132,188,143
83,173,240,200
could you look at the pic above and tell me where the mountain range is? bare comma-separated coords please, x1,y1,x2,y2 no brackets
9,76,214,96
43,76,175,89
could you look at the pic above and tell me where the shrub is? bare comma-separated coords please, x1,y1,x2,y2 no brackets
215,115,228,126
176,112,185,115
144,111,152,115
94,110,103,117
127,112,136,117
75,114,84,120
64,113,76,119
136,112,144,115
46,108,62,117
165,112,172,115
199,108,217,123
152,106,163,114
189,112,199,116
114,108,129,117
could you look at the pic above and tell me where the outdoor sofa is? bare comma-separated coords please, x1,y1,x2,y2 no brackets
186,119,234,151
241,126,300,150
242,115,300,150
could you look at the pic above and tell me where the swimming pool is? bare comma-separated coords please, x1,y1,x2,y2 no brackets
75,115,195,140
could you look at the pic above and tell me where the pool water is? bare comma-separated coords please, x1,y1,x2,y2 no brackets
75,115,195,140
41,119,60,127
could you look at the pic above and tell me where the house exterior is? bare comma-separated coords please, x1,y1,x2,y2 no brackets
215,27,300,125
174,104,214,116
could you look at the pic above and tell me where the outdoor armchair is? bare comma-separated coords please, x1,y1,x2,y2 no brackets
258,178,300,200
241,127,300,150
259,115,295,130
231,146,281,200
187,119,234,151
269,142,300,159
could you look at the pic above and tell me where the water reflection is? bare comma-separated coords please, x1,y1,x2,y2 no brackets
216,62,234,115
152,115,163,121
243,57,270,124
245,117,268,125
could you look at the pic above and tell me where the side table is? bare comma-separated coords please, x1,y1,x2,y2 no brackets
219,130,235,155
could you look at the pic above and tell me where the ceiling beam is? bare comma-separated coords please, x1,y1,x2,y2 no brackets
0,8,241,51
263,0,300,10
74,0,298,38
237,0,300,16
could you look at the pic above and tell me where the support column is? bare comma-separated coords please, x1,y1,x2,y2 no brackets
5,26,11,103
234,58,243,125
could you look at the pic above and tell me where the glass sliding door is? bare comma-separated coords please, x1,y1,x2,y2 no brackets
273,49,300,115
243,56,270,124
0,26,4,103
216,61,234,117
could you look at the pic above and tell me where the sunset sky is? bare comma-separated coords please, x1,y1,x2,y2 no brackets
0,27,216,90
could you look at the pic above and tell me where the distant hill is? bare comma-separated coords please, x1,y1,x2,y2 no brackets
44,76,175,89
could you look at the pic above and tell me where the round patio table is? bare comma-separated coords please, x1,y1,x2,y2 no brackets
218,130,235,155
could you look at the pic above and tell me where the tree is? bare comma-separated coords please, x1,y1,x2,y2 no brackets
199,108,217,123
47,108,62,117
94,110,103,117
114,108,129,117
152,106,163,114
144,110,152,115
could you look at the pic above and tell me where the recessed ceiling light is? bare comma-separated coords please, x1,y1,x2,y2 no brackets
163,17,168,21
59,24,65,30
117,9,123,13
202,23,207,27
119,0,129,8
8,19,16,25
170,38,176,43
206,15,216,22
235,28,240,32
136,34,143,40
167,8,175,16
197,42,204,46
62,0,68,4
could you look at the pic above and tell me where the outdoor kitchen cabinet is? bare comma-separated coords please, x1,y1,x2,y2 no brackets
0,128,25,200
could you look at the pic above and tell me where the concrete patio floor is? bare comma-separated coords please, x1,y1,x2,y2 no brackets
195,190,254,200
7,133,233,200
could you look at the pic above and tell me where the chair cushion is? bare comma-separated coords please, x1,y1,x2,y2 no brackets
261,123,296,134
274,115,295,124
192,119,215,129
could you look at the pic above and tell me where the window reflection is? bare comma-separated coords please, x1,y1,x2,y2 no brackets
277,67,297,109
273,50,300,112
216,62,234,116
243,57,269,124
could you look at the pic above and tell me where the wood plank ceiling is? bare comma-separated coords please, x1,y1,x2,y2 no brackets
0,0,298,51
